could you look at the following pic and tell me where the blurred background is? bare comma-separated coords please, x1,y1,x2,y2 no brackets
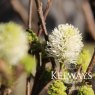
0,0,95,95
0,0,95,41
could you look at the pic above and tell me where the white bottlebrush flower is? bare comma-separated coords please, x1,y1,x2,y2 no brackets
46,24,83,65
0,22,28,65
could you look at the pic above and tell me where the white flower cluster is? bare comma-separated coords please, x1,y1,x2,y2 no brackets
0,22,28,65
46,24,83,65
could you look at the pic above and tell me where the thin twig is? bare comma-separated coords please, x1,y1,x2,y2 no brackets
38,0,53,36
10,0,28,26
86,49,95,73
26,78,31,95
77,65,82,73
26,1,33,94
38,1,48,36
44,0,52,20
28,0,33,29
82,0,95,40
44,0,53,20
35,0,48,40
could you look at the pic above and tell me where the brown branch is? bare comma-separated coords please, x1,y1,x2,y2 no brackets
35,0,48,37
86,49,95,73
44,0,53,20
26,78,31,95
26,1,33,92
28,0,33,29
10,0,28,26
82,0,95,40
39,80,53,95
77,65,82,73
38,0,53,36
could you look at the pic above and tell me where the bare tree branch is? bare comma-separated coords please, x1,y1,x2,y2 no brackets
35,0,48,38
35,0,49,41
86,49,95,73
10,0,28,26
38,0,53,36
82,0,95,40
28,0,33,29
44,0,53,20
26,77,31,95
